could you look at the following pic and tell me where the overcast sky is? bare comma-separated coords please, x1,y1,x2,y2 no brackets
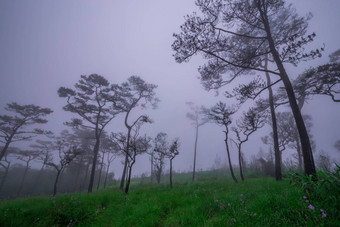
1,0,339,177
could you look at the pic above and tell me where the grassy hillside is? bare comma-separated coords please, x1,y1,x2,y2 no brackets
0,171,339,226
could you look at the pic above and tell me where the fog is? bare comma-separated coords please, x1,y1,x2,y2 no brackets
1,0,340,196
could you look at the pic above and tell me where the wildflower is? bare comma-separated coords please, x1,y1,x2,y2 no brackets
305,200,309,203
232,218,236,222
308,205,315,210
228,203,231,206
303,196,307,199
320,209,324,212
322,212,327,218
240,194,244,197
253,213,257,216
215,200,218,203
244,209,247,213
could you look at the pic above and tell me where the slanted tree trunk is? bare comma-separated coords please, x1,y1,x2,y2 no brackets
224,129,237,183
88,135,101,193
265,59,282,181
96,152,105,190
192,125,199,181
296,137,303,170
259,4,316,176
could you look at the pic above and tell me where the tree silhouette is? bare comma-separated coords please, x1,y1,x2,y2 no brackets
205,102,238,182
172,0,318,176
58,74,120,193
186,102,208,182
0,102,52,161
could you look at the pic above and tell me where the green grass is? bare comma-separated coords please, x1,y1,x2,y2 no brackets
0,172,339,226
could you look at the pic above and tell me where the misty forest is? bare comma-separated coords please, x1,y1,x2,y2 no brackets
1,0,340,226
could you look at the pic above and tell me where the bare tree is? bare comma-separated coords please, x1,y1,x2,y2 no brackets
103,140,118,189
186,102,208,182
205,102,238,182
58,74,121,193
172,0,319,176
0,102,52,161
153,132,169,184
113,76,158,191
232,107,266,181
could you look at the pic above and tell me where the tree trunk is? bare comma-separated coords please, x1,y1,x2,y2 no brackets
88,137,101,193
150,152,154,183
17,163,29,196
53,169,62,196
296,137,303,171
31,163,45,194
224,130,237,183
260,6,316,176
265,60,282,181
0,134,14,161
170,159,173,188
104,162,110,189
96,152,105,190
238,144,244,181
81,160,91,191
125,157,135,194
120,128,131,191
192,126,199,182
0,164,10,193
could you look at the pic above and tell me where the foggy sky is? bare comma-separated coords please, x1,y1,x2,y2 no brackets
1,0,340,178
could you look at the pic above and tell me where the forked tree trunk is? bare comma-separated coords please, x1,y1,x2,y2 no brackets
192,126,199,181
224,129,237,183
260,3,316,176
265,59,282,181
81,160,91,191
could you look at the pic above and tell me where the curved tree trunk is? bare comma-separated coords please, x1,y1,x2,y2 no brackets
192,126,199,182
260,4,316,176
224,130,237,183
265,59,282,181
